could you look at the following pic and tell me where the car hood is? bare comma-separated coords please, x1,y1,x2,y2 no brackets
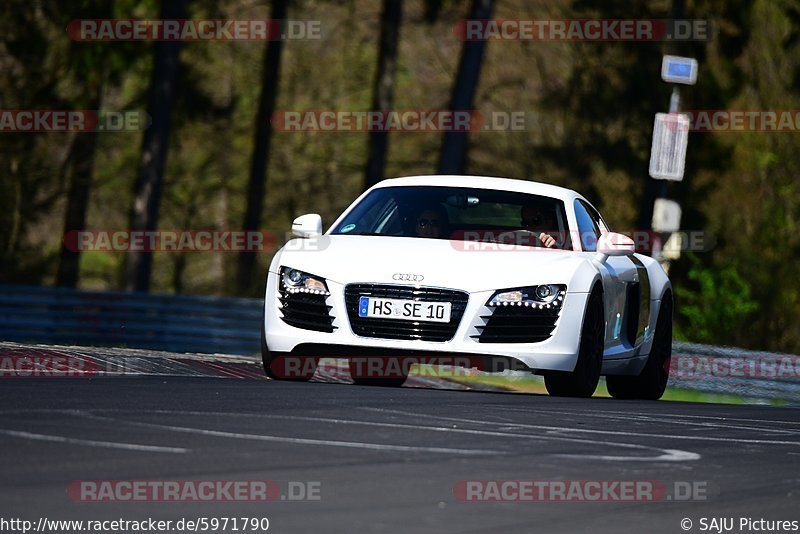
272,235,594,293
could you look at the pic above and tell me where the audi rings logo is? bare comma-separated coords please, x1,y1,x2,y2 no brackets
392,273,424,282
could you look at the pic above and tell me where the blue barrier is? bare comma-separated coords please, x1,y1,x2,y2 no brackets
0,284,262,355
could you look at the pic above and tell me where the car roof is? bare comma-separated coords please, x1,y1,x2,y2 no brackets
372,175,581,203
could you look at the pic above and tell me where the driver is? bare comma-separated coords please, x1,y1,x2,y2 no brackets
520,204,558,248
414,205,449,239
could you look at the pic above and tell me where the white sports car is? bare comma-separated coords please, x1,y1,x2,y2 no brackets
261,175,672,399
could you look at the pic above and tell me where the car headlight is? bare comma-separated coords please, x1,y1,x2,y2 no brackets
280,266,330,295
487,284,566,309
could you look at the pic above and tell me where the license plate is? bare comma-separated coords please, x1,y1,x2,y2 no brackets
358,297,452,323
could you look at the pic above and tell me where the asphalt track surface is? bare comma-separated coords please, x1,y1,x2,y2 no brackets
1,344,799,534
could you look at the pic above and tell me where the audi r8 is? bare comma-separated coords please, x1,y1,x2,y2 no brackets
261,175,672,399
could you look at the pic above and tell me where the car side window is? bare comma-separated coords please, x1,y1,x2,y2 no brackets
584,201,609,233
573,199,601,252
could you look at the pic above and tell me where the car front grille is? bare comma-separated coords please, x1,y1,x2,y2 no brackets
473,306,560,343
344,284,468,342
279,292,336,333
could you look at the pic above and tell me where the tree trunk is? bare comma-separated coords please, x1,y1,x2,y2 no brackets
437,0,493,175
124,0,186,292
236,0,288,295
364,0,403,189
55,92,100,288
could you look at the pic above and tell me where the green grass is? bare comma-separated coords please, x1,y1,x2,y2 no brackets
412,366,783,405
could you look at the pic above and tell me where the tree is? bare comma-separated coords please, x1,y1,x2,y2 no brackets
0,1,67,283
55,108,100,288
437,0,494,175
56,1,120,288
236,0,288,295
364,0,403,189
699,0,800,350
124,0,187,292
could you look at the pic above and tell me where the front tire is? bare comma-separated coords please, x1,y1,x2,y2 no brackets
544,288,604,398
607,294,672,400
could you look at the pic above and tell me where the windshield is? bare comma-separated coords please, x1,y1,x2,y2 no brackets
331,186,571,249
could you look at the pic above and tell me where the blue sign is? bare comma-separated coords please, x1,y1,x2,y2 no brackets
661,55,698,85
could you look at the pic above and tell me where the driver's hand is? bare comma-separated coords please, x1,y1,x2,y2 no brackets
539,232,556,248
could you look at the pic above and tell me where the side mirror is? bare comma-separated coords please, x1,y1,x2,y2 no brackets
292,214,323,238
595,232,635,262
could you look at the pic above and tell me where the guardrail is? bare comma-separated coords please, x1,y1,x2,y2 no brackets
670,342,800,404
0,284,262,355
1,284,798,403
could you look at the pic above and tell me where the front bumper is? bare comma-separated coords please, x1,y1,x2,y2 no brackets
263,272,589,372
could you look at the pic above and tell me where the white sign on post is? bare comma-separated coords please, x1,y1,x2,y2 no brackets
652,198,682,232
649,112,690,181
661,232,683,261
